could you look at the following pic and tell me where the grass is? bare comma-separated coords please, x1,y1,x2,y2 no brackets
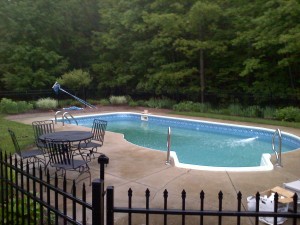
0,114,35,154
172,111,300,129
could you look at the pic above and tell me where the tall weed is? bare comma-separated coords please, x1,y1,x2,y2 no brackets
243,105,262,118
145,98,176,109
35,98,58,110
109,96,128,105
227,104,243,116
173,101,211,112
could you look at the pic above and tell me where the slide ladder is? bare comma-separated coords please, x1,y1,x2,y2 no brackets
52,82,96,109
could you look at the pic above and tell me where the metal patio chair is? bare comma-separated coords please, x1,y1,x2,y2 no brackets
43,139,91,186
78,119,107,158
32,120,55,148
8,129,45,168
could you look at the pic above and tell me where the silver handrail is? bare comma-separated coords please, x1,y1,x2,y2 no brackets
54,111,62,124
272,128,282,167
62,112,78,126
166,127,171,165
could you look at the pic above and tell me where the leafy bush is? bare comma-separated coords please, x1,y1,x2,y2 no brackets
35,98,58,110
262,107,275,119
57,99,71,107
99,99,110,105
127,99,148,107
0,168,54,224
173,101,211,112
0,193,49,224
145,98,176,109
0,98,33,114
128,100,139,107
109,96,128,105
227,104,243,116
243,105,263,118
274,107,300,122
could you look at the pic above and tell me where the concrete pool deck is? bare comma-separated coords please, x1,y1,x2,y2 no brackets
6,107,300,224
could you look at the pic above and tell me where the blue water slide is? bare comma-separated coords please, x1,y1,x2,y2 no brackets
52,82,96,109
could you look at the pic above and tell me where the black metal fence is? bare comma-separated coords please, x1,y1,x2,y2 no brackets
0,152,101,225
1,152,300,225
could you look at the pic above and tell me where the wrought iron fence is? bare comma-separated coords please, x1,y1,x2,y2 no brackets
0,88,299,107
0,152,98,225
1,151,300,225
106,186,300,225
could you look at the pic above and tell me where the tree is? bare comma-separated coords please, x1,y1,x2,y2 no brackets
174,1,225,102
232,0,300,103
0,0,100,91
57,69,92,90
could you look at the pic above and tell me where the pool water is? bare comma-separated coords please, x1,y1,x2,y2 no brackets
108,120,267,167
70,113,300,169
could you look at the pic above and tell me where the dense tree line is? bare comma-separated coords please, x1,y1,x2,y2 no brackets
0,0,299,106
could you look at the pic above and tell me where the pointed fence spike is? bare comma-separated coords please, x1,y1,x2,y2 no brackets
146,188,150,196
200,190,205,199
163,189,168,198
182,189,186,198
128,188,133,196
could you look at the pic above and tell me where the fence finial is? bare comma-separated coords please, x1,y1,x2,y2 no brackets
98,154,109,165
98,154,109,180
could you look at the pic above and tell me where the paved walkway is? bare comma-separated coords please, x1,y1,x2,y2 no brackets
6,107,300,225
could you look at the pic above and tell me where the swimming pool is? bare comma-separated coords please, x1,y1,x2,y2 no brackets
67,112,300,171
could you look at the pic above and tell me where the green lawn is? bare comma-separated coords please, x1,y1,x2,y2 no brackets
0,114,35,154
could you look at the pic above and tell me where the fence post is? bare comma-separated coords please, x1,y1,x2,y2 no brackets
92,179,103,225
98,154,109,180
92,155,109,225
106,186,114,225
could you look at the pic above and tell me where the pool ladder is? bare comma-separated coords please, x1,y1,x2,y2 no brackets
166,127,171,165
55,111,78,126
272,128,282,167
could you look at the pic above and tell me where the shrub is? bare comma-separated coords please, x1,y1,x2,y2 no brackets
145,98,176,109
136,100,148,107
58,99,90,107
57,99,75,108
109,96,128,105
262,107,275,119
274,107,300,122
128,100,139,107
173,101,211,112
0,193,46,224
35,98,58,110
227,104,243,116
243,105,263,118
0,98,33,114
99,99,110,106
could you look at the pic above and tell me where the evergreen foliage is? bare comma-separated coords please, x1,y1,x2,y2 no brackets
0,0,299,106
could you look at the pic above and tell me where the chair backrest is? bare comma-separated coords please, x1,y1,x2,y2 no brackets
91,119,107,144
32,120,55,144
44,140,73,167
8,129,22,156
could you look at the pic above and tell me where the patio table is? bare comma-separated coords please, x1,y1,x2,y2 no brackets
39,131,93,143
